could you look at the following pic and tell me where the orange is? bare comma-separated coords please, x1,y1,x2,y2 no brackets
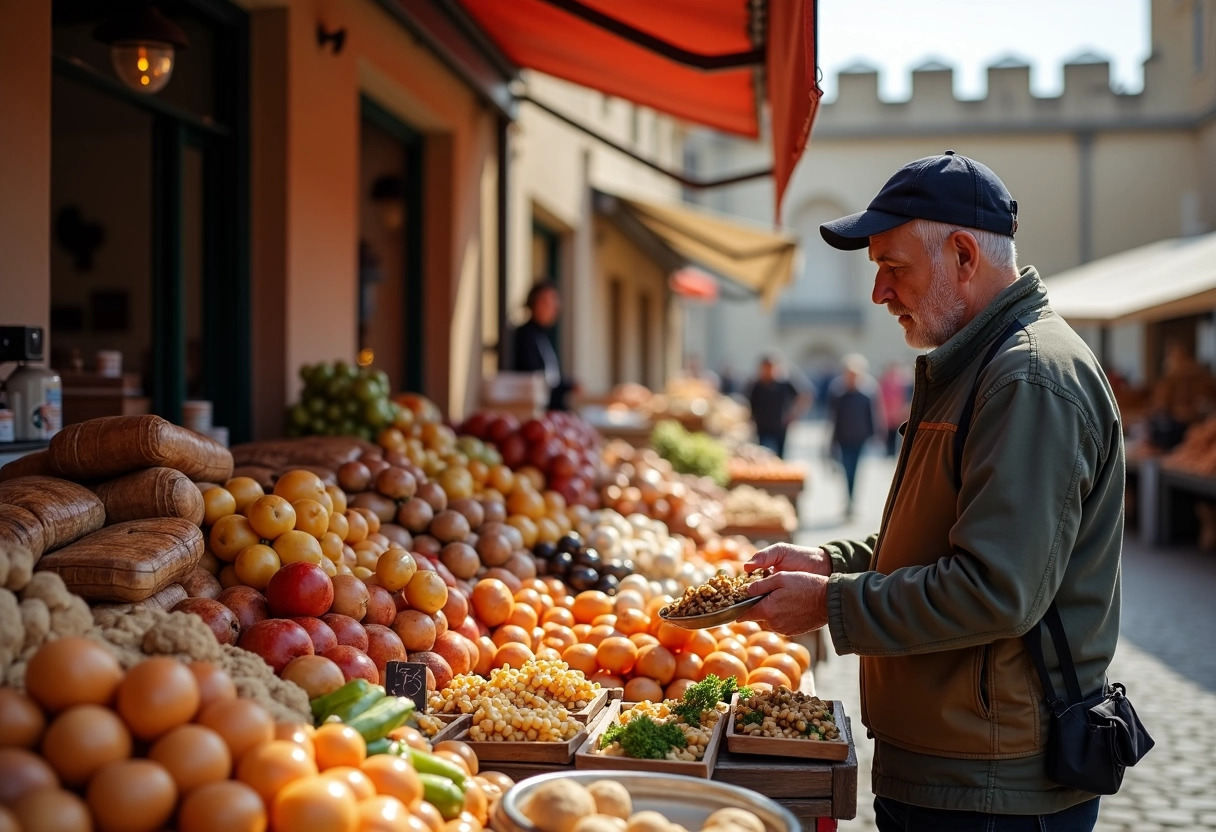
470,579,514,628
542,606,575,628
320,766,376,801
588,671,623,690
505,515,538,549
745,631,786,653
761,653,803,687
359,795,415,832
247,495,297,540
404,571,449,615
645,596,673,620
614,609,651,637
747,667,794,690
273,469,329,505
360,754,423,810
674,651,703,682
571,591,613,625
272,775,358,832
571,623,592,641
474,637,497,676
787,642,813,675
202,487,237,527
177,780,267,832
343,510,369,544
312,723,367,771
491,624,533,651
210,514,261,562
665,678,697,700
493,642,534,670
326,485,348,515
634,644,676,686
687,629,719,659
629,633,659,650
745,646,770,672
506,489,545,520
612,591,646,615
623,677,664,703
585,624,618,648
320,532,345,563
591,614,617,629
540,625,576,652
224,477,265,513
715,638,748,665
729,620,763,637
236,740,318,805
327,510,350,541
656,621,694,651
234,543,281,590
561,643,599,677
274,529,324,565
293,499,331,538
596,637,638,676
506,602,539,632
700,652,748,685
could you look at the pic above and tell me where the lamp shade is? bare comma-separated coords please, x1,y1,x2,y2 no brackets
94,5,189,94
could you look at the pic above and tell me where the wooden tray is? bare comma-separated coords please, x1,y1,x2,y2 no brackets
716,524,794,543
574,700,727,778
726,696,852,762
573,687,610,723
418,713,471,746
455,712,595,764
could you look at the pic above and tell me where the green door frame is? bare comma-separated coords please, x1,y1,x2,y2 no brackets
360,97,426,394
50,0,252,440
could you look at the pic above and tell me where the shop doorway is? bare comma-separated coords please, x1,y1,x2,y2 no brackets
358,98,425,394
49,0,250,439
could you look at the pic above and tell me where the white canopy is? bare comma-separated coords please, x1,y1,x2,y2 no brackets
1048,231,1216,324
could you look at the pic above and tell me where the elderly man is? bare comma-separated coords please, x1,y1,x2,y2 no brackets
742,151,1124,830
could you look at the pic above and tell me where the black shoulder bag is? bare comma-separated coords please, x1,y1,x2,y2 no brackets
954,319,1155,796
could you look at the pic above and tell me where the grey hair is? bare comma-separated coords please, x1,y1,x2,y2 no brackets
909,219,1018,272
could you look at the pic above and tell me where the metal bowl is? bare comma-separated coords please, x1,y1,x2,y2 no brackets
493,770,799,832
658,593,768,629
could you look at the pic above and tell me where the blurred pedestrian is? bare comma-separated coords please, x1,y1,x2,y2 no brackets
746,355,812,458
878,362,912,456
511,281,577,411
827,354,879,515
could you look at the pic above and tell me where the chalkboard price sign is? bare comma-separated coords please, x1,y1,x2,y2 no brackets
385,661,429,713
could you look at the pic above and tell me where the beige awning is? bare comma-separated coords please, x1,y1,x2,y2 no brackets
614,194,800,307
1048,231,1216,324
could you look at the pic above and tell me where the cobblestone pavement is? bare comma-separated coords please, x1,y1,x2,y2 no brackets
782,421,1216,831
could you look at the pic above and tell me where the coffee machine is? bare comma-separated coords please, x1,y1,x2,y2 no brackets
1,326,63,441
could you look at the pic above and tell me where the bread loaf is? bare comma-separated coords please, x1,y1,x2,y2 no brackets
93,467,206,526
0,451,56,483
0,476,106,552
49,415,234,483
35,518,203,603
231,437,375,472
0,504,47,561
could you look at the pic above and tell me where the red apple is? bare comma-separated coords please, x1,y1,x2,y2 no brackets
486,415,519,445
322,644,380,685
364,584,397,627
432,559,459,589
364,624,408,684
453,616,480,643
391,589,410,614
291,616,338,654
173,598,240,646
217,585,269,631
265,562,334,618
321,613,369,651
238,618,314,675
498,433,527,469
329,574,370,621
548,451,578,480
520,418,549,444
441,587,469,629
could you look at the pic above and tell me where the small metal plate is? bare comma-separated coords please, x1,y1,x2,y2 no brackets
495,770,800,832
659,593,768,629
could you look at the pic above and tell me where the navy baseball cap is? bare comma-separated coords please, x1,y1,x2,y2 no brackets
820,150,1018,251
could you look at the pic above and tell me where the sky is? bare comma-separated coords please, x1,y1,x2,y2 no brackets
816,0,1153,102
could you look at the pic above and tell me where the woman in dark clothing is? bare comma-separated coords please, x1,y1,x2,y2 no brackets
511,282,576,411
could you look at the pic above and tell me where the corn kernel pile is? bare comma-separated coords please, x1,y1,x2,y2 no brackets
413,714,446,737
427,658,598,743
733,688,840,741
598,699,728,762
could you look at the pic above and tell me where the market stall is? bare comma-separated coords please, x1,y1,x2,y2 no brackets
0,387,856,831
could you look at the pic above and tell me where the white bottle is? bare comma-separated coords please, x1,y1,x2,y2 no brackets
6,363,63,441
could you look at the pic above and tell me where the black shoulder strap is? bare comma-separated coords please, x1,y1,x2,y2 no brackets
952,318,1025,491
948,318,1087,707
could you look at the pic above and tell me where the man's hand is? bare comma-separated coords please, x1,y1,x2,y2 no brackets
737,571,828,636
744,543,832,577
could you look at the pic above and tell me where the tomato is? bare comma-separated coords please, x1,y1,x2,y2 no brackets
235,544,281,589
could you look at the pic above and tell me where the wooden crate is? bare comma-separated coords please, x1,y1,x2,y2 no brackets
717,524,794,544
456,716,592,765
726,697,851,762
574,700,727,778
419,713,471,746
572,688,610,723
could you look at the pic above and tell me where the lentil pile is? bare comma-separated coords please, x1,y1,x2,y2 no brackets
661,568,772,619
733,688,840,741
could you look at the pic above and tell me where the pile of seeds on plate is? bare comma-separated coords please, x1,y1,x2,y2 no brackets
660,567,772,619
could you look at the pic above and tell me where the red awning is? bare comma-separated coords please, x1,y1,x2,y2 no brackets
455,0,821,219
